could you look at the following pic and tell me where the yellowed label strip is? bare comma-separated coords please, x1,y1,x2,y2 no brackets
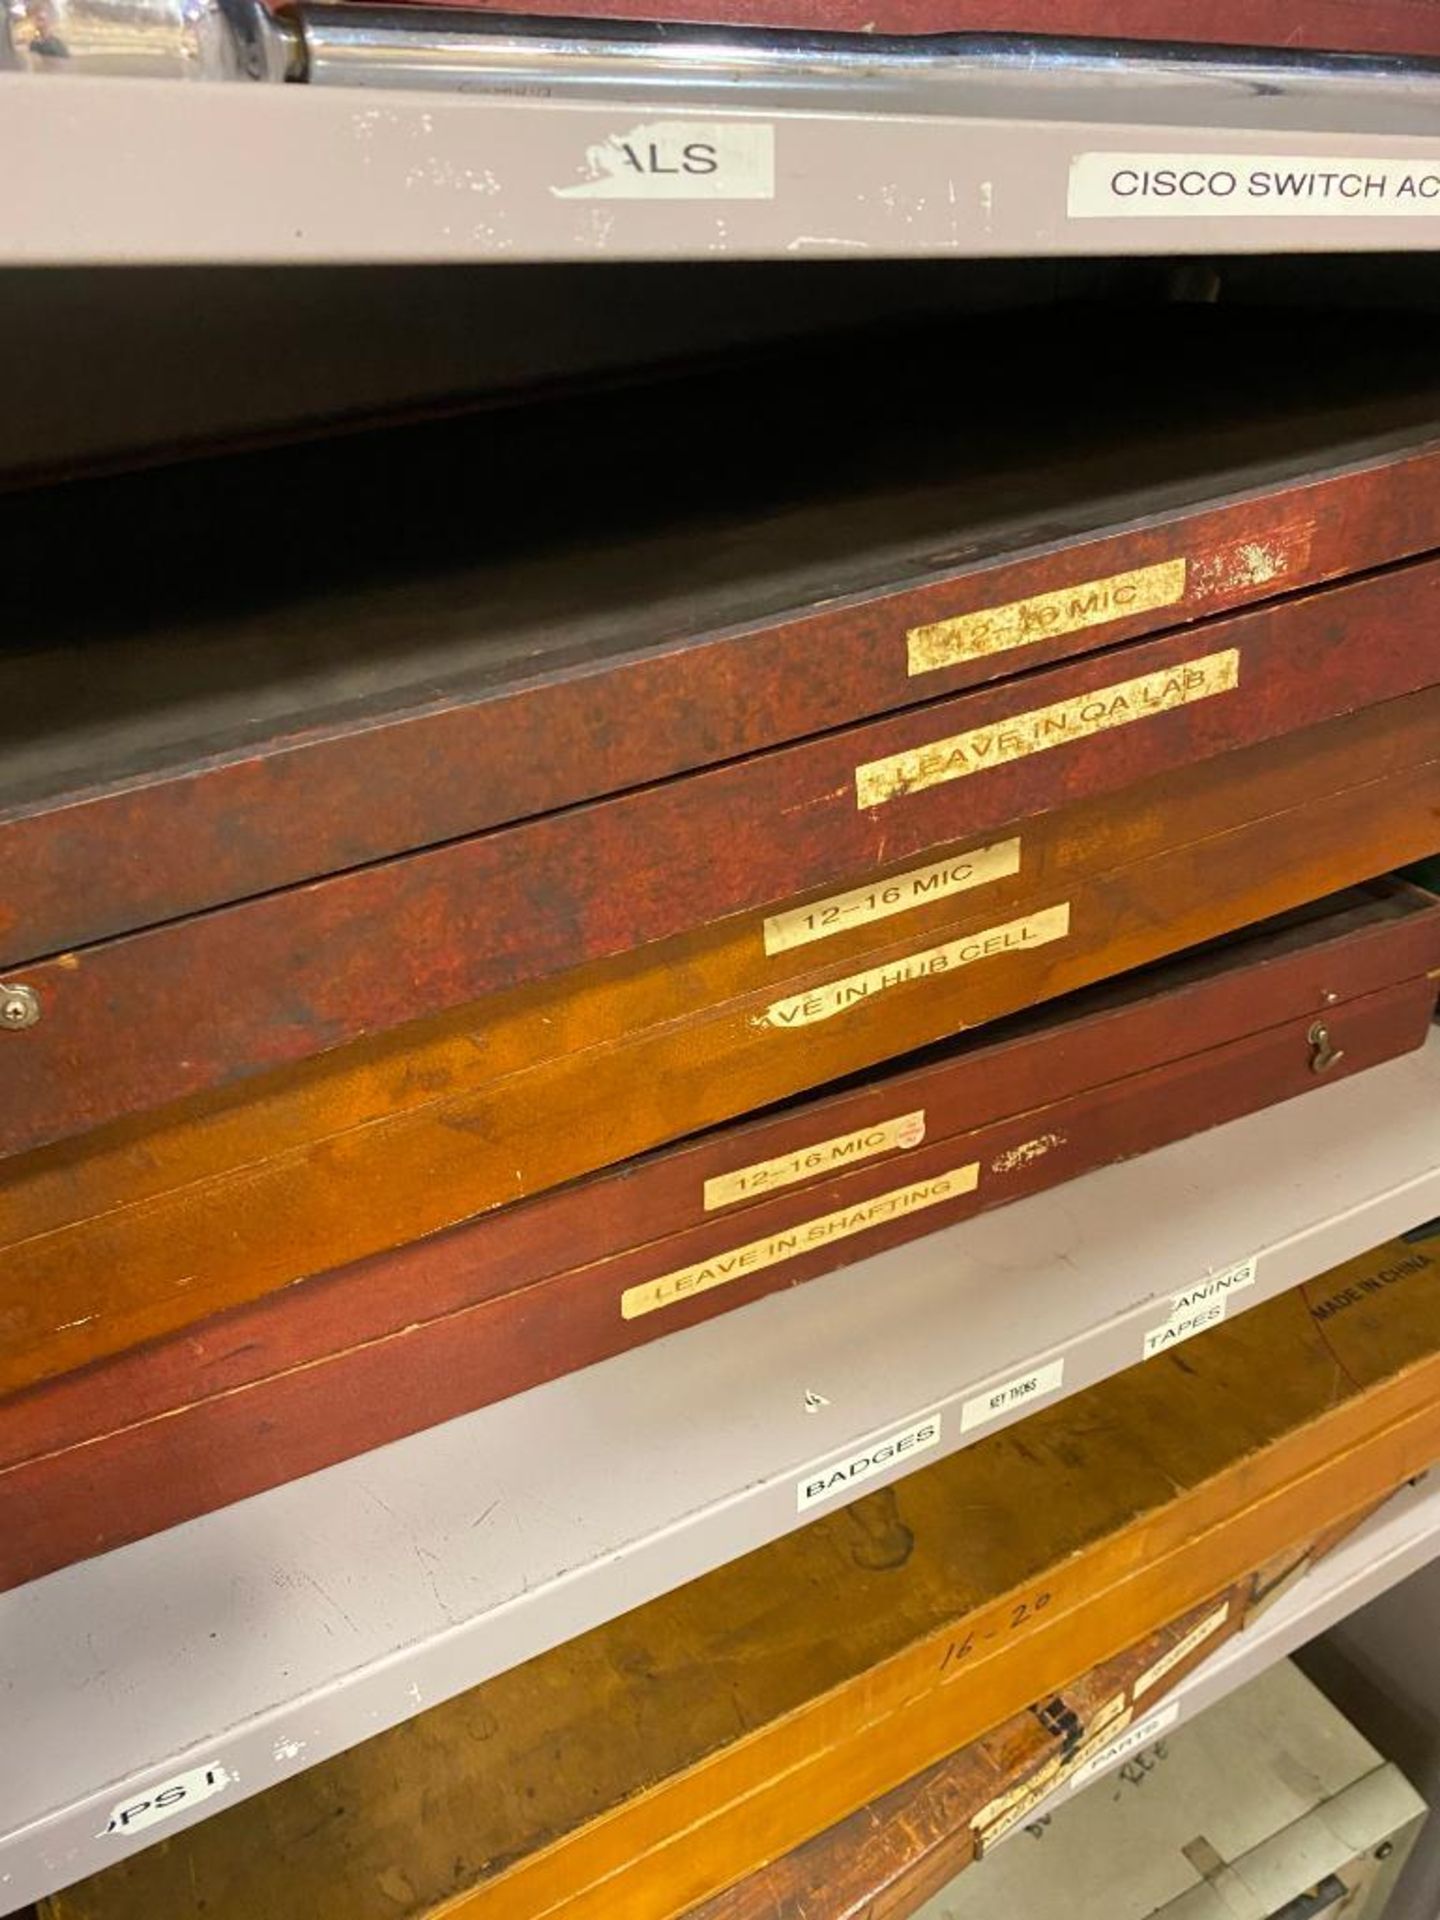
703,1111,926,1212
622,1163,979,1320
857,647,1240,809
763,903,1070,1030
763,838,1021,957
1133,1600,1231,1699
907,557,1187,677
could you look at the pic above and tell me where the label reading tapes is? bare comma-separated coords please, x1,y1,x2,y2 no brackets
855,648,1239,808
763,839,1021,955
1142,1256,1258,1358
623,1164,978,1319
1069,153,1440,220
907,559,1187,676
1068,1701,1181,1790
960,1358,1067,1434
703,1110,926,1211
1133,1600,1231,1699
552,120,774,200
103,1764,232,1838
798,1413,943,1512
763,903,1071,1029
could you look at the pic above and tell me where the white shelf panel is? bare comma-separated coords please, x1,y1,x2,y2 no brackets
2,1031,1438,1909
4,57,1440,263
989,1469,1440,1842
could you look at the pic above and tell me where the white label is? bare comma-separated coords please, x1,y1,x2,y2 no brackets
762,839,1021,955
552,121,774,200
797,1413,943,1512
1134,1600,1231,1699
103,1764,232,1837
1142,1257,1258,1358
960,1359,1066,1434
703,1110,926,1210
1068,1701,1181,1790
1069,154,1440,219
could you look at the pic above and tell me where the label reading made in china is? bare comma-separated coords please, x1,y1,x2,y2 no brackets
552,120,775,200
703,1110,927,1211
798,1413,944,1512
623,1164,978,1320
763,903,1070,1029
906,559,1187,676
763,839,1022,955
1069,154,1440,219
855,648,1239,808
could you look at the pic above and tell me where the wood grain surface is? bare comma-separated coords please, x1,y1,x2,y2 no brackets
7,555,1440,1156
6,310,1440,968
41,1240,1440,1920
4,690,1439,1396
4,886,1436,1589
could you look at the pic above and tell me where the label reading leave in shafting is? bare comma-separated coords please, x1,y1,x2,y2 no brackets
1068,1702,1181,1790
624,1164,978,1319
703,1110,926,1211
1069,153,1440,220
798,1413,943,1512
1133,1600,1231,1699
763,903,1070,1030
763,839,1021,955
1142,1257,1258,1359
552,120,774,200
855,648,1239,808
960,1358,1066,1434
907,559,1187,676
103,1764,232,1838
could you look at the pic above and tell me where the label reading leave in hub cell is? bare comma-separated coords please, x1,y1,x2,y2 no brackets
103,1764,233,1838
552,120,775,200
906,559,1187,676
623,1164,978,1319
1141,1257,1258,1359
798,1413,943,1512
1069,154,1440,220
762,903,1071,1030
855,648,1239,808
763,839,1021,956
960,1359,1066,1434
703,1110,926,1211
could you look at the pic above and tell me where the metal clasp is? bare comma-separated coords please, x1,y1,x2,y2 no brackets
0,983,40,1031
1307,1020,1344,1074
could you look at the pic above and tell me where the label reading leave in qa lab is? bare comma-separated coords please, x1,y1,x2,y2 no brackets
1069,154,1440,219
1142,1256,1258,1359
553,120,774,200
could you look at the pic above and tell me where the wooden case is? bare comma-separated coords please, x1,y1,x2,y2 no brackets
6,686,1440,1397
4,881,1436,1591
7,494,1440,1159
40,1239,1440,1920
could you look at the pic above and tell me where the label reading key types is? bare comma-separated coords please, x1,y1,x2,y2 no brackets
703,1110,926,1211
763,839,1021,955
624,1164,978,1319
1142,1257,1258,1358
762,903,1070,1029
906,559,1186,676
855,648,1239,808
798,1413,943,1512
960,1359,1067,1434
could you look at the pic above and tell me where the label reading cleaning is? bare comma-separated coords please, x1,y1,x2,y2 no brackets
1068,1701,1181,1790
855,648,1239,808
103,1764,233,1838
907,559,1186,676
798,1413,943,1512
1069,153,1440,220
552,120,774,200
703,1110,926,1211
960,1358,1066,1434
624,1164,978,1319
763,903,1070,1029
1142,1257,1258,1358
763,839,1021,955
1133,1600,1231,1699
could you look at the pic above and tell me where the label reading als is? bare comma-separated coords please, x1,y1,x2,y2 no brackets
103,1763,233,1838
798,1413,942,1511
553,120,775,200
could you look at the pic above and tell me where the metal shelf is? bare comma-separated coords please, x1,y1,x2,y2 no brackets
4,37,1440,263
2,1031,1438,1909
